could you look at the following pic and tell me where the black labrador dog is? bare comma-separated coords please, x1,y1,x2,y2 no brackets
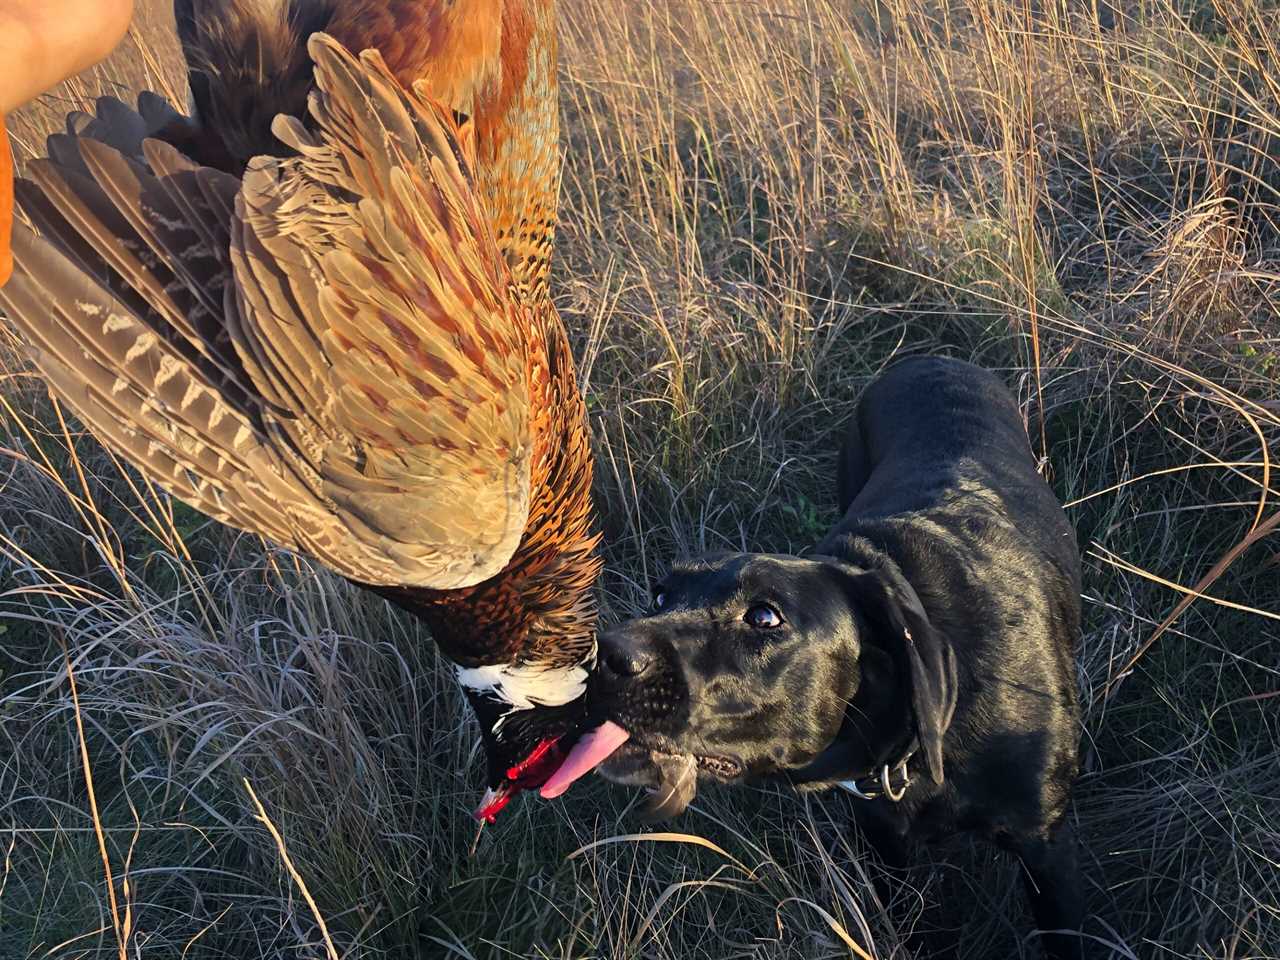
591,355,1085,959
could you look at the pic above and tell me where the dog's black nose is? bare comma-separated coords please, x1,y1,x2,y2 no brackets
599,629,657,677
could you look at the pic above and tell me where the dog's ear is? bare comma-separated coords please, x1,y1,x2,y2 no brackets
838,562,957,785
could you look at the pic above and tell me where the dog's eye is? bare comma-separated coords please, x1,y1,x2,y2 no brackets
652,590,667,611
744,603,784,629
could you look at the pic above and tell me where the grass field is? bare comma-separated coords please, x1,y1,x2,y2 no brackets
2,1,1278,957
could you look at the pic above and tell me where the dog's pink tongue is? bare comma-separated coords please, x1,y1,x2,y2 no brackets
540,721,630,799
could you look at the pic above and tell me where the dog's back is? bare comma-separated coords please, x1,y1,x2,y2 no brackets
836,355,1080,600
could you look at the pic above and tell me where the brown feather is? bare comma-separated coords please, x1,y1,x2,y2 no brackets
166,1,560,302
2,37,538,595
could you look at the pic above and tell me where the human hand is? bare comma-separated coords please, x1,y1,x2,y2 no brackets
0,0,135,114
0,0,134,284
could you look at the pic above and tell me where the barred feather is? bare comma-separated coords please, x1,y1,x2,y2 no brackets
2,36,533,591
168,0,560,300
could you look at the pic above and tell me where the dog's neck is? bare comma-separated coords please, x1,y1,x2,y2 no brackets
786,622,915,786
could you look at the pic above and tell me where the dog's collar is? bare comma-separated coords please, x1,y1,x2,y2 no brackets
835,745,917,802
786,720,920,802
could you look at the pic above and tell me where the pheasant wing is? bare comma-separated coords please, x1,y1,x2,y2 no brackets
0,34,532,591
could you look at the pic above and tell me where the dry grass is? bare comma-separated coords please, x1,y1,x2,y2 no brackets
2,1,1278,957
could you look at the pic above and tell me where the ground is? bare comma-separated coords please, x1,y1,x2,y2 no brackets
1,1,1277,958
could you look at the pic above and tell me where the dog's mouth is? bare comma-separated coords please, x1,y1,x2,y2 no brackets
534,716,746,820
694,753,745,779
602,740,745,780
539,721,632,800
596,737,745,819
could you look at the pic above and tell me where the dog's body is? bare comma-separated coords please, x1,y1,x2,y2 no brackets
592,356,1086,958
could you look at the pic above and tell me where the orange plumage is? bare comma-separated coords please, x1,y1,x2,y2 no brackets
0,1,602,817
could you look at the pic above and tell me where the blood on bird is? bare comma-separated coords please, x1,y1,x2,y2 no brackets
505,735,564,785
473,736,565,825
475,788,512,824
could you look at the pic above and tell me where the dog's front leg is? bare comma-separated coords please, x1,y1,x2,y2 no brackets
1010,820,1088,960
853,807,910,870
853,809,950,959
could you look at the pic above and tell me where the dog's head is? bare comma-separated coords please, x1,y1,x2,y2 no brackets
589,552,956,817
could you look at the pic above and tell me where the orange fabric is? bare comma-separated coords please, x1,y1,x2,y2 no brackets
0,113,12,286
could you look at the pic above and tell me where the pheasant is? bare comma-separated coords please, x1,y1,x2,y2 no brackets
0,1,631,821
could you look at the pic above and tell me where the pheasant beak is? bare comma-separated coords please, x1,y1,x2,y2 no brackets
473,736,567,823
